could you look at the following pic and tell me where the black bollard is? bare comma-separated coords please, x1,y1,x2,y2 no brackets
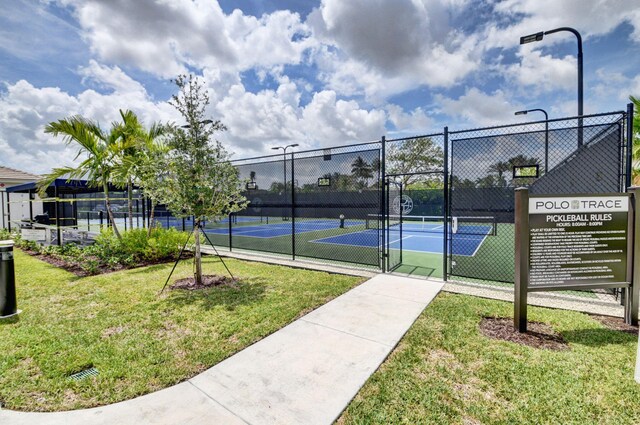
0,240,18,318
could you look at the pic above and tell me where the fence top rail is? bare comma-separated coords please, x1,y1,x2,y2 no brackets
450,121,621,144
385,170,445,177
385,133,445,143
230,139,382,164
448,110,625,135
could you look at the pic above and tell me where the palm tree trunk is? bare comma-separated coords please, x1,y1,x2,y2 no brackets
127,177,134,230
103,179,121,239
194,219,203,285
147,200,156,237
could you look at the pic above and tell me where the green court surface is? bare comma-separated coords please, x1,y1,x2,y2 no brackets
450,223,515,283
201,217,381,268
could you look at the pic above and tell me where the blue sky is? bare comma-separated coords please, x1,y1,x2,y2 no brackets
0,0,638,174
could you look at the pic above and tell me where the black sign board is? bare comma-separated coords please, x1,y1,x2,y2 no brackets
513,164,539,179
318,177,331,187
529,195,628,288
246,182,257,190
514,189,637,332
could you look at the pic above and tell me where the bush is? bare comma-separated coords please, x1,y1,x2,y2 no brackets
10,226,190,275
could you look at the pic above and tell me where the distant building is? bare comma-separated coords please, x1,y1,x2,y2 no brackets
0,166,41,229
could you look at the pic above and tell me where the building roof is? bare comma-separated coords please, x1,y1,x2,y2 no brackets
0,165,40,182
7,178,125,195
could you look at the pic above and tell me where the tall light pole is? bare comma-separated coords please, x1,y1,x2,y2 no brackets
271,143,299,220
515,109,549,174
520,27,583,147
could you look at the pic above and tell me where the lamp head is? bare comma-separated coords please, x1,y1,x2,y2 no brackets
520,32,544,44
514,110,528,116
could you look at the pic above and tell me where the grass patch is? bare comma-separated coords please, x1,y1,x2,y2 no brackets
340,292,640,425
0,250,364,412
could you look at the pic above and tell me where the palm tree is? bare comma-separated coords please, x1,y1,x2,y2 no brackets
39,115,123,239
111,110,144,230
487,161,511,187
351,156,373,188
132,123,169,235
112,110,167,232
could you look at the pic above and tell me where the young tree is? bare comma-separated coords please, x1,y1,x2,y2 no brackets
387,137,444,186
39,116,123,239
164,74,247,285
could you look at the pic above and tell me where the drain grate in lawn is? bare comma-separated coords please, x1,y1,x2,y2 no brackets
68,367,99,381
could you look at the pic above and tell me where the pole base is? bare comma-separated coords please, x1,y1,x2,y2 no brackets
0,310,21,319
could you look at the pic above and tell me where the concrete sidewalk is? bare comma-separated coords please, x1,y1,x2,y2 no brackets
1,274,443,425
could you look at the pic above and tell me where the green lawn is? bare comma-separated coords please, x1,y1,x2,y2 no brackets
340,292,640,425
0,250,364,412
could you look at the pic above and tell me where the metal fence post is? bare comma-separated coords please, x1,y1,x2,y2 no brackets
627,102,635,189
381,136,386,273
443,126,449,281
6,192,10,232
229,214,233,251
291,151,296,261
629,186,640,326
55,186,61,246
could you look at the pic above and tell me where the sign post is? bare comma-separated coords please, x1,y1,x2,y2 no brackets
515,188,636,332
514,188,529,332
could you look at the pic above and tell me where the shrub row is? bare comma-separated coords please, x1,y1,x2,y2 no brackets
0,227,190,275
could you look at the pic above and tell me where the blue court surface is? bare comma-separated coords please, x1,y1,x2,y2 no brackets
203,219,360,238
310,227,490,257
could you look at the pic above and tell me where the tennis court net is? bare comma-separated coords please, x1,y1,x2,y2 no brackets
366,214,497,236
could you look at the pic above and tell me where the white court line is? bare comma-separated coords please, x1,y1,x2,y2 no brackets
387,235,414,245
469,232,490,257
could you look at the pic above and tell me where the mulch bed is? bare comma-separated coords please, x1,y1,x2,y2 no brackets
479,317,570,351
589,314,639,335
20,247,192,277
170,275,236,290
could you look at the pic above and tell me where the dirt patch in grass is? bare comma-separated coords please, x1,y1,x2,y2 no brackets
170,274,236,290
101,326,125,339
479,317,569,351
590,314,639,335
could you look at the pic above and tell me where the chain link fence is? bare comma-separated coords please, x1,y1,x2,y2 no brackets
449,111,629,283
200,142,383,268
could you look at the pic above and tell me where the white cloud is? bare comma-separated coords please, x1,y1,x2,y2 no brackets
308,0,480,100
386,104,433,134
505,50,577,93
0,63,389,173
0,63,177,174
485,0,640,49
301,90,386,142
55,0,315,79
437,88,523,126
